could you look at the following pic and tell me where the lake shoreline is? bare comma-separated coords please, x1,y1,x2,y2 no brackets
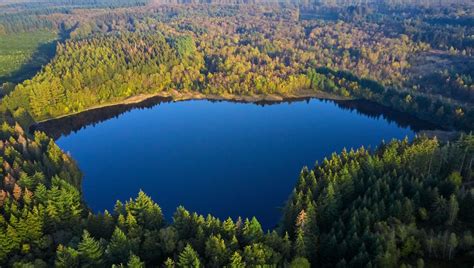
49,95,422,230
34,89,457,141
32,88,458,144
35,89,353,124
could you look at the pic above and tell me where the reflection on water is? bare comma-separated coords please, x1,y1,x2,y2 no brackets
332,99,440,132
32,96,172,139
32,96,438,139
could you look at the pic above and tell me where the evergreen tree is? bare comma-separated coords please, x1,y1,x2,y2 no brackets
448,233,458,260
106,227,131,264
242,217,263,244
164,258,175,268
293,227,306,257
289,257,311,268
228,251,245,268
177,244,200,268
205,234,227,267
78,230,104,267
127,254,145,268
56,245,79,268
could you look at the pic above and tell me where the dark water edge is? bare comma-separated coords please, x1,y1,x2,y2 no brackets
31,96,439,139
31,96,173,139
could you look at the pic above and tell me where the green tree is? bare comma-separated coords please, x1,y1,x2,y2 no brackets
293,227,306,257
178,244,200,268
164,257,175,268
228,251,245,268
289,257,310,268
78,230,104,267
126,190,164,230
242,217,263,244
448,233,458,260
127,254,145,268
106,227,131,264
447,195,459,225
55,245,79,268
205,234,227,267
242,243,273,266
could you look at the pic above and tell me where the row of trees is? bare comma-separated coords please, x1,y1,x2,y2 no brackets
0,14,55,35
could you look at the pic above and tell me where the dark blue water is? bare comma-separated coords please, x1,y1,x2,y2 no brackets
52,99,420,229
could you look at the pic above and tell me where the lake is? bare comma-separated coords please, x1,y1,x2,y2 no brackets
34,97,437,229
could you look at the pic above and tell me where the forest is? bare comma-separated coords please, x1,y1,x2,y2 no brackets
0,0,473,267
0,4,472,130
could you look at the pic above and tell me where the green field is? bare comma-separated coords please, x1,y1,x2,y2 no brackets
0,30,57,84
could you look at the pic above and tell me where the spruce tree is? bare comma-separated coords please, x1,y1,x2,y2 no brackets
229,251,245,268
55,245,79,268
106,227,131,264
164,257,175,268
78,230,104,267
242,217,263,244
205,234,227,267
177,244,200,268
127,254,145,268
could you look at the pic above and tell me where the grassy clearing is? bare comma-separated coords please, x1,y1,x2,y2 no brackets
0,30,57,83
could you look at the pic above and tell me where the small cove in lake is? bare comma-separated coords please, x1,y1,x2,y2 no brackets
34,97,439,229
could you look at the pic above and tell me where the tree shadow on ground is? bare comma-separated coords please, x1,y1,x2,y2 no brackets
0,39,58,85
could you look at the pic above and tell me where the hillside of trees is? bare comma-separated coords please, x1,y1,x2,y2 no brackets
0,119,472,266
0,4,472,130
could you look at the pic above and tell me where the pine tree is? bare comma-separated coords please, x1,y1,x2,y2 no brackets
0,227,16,262
205,234,227,267
229,251,244,268
242,217,263,244
242,243,272,266
56,245,79,268
281,232,292,260
448,233,458,260
126,190,164,230
106,227,131,264
164,257,175,268
178,244,200,268
78,230,104,267
127,254,145,268
289,257,310,268
24,207,43,244
447,195,459,225
223,217,236,239
294,227,306,257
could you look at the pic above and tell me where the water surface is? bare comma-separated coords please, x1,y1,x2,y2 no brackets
37,98,436,229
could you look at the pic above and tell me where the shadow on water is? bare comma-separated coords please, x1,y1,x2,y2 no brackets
331,99,441,132
32,96,441,140
32,96,174,139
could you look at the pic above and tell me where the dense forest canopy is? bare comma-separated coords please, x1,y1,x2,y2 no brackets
0,0,473,267
0,3,472,130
